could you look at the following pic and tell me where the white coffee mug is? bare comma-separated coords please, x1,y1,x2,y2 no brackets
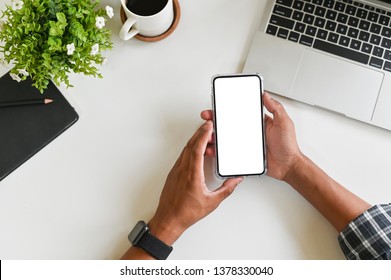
120,0,174,40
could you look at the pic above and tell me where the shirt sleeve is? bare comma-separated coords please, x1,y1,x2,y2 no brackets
338,204,391,260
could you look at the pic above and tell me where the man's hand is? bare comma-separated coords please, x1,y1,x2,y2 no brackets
122,121,242,259
201,92,302,181
149,121,243,246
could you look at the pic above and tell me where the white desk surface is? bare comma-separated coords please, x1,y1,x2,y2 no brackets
1,0,391,260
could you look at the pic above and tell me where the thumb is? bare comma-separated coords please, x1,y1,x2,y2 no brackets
263,92,289,125
213,177,243,201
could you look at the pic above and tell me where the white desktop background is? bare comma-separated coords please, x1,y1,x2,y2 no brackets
1,0,391,260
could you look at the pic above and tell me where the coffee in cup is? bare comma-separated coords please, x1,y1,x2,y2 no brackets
119,0,174,40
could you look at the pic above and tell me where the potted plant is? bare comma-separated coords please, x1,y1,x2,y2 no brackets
0,0,114,93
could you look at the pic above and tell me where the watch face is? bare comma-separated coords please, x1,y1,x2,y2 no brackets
128,221,148,245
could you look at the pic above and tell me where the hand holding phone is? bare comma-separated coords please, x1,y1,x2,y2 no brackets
212,74,266,178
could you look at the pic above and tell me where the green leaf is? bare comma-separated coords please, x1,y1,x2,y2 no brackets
0,0,113,93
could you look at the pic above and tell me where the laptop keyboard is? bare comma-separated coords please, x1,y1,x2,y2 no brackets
267,0,391,72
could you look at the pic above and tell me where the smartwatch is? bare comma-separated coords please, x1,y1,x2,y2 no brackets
128,220,173,260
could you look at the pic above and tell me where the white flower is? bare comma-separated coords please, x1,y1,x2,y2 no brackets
95,16,105,29
11,0,24,11
0,58,7,67
10,73,21,82
105,6,114,18
18,69,29,76
90,43,99,55
66,43,75,55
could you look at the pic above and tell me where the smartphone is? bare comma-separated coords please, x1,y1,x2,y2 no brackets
212,74,266,178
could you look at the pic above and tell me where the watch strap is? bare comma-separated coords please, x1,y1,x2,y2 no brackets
137,231,173,260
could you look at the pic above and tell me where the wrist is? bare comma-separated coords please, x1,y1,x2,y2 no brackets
283,151,309,184
148,215,185,246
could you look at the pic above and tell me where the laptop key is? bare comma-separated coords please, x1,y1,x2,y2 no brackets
372,46,384,58
312,0,323,5
347,16,359,27
364,5,375,12
303,14,315,25
350,39,361,50
361,43,372,54
315,6,326,17
359,20,370,31
314,17,326,28
304,3,315,14
293,0,305,10
376,7,386,15
334,2,346,12
382,26,391,38
369,56,384,69
313,39,370,64
381,37,391,49
345,5,357,16
293,10,304,21
306,26,317,37
316,29,328,40
384,61,391,72
278,28,290,39
370,23,381,34
339,36,350,47
368,12,379,23
326,10,337,20
277,0,294,7
266,24,278,35
384,50,391,60
273,5,293,18
347,27,359,38
328,32,339,43
358,30,370,42
370,34,381,45
356,8,368,19
379,15,390,26
337,13,348,24
288,31,300,42
295,22,306,33
336,24,348,35
323,0,334,9
299,35,314,47
325,20,337,31
270,15,295,29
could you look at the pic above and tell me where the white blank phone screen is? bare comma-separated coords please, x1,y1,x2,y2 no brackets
213,75,265,177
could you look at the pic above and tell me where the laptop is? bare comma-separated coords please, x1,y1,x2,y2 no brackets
244,0,391,130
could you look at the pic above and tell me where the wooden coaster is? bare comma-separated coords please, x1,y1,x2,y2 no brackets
120,0,181,42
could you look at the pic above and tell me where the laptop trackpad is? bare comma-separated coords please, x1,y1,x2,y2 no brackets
291,50,383,121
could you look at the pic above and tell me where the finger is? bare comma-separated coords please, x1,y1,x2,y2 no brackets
205,144,215,157
263,92,288,125
179,122,210,168
263,92,279,113
205,132,216,157
264,114,273,128
185,122,208,152
213,177,243,201
201,110,213,121
189,121,213,177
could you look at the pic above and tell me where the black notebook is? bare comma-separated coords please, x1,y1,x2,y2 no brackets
0,72,79,181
